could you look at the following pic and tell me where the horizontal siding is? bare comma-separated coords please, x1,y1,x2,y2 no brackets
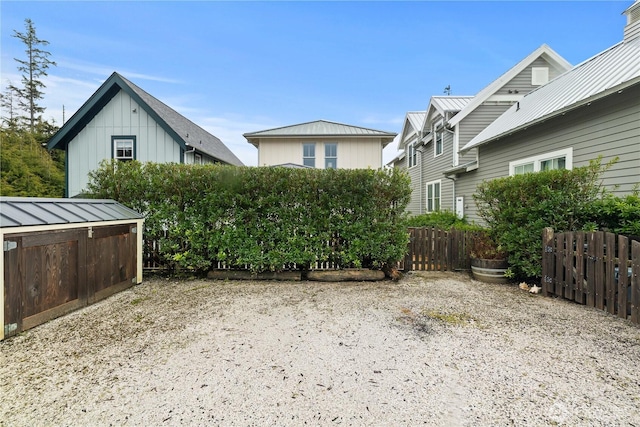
458,104,511,147
456,84,640,223
406,157,421,215
499,57,567,95
420,130,455,212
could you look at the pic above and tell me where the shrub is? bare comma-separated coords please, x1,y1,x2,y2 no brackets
406,210,469,229
473,158,612,280
587,192,640,237
86,161,411,273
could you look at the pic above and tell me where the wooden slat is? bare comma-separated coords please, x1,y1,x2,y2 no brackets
618,235,629,320
564,232,574,300
631,241,640,324
575,232,586,304
586,232,596,307
594,231,605,310
605,232,616,315
555,232,565,296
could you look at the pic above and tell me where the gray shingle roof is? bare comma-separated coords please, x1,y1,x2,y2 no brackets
0,197,142,228
461,36,640,153
48,72,243,166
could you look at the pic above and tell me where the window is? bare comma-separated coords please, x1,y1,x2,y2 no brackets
112,136,135,161
434,130,443,157
408,143,417,168
303,143,315,167
325,143,337,169
194,153,202,165
426,180,441,212
509,148,573,175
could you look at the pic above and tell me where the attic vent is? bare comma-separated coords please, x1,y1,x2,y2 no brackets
531,67,549,86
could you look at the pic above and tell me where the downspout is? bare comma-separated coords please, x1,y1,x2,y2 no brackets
443,112,457,210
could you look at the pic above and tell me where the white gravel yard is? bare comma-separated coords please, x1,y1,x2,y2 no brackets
1,271,639,427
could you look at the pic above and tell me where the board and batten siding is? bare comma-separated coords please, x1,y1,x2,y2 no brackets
258,137,383,169
456,83,640,224
67,90,181,196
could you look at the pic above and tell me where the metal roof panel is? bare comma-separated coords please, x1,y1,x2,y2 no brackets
462,37,640,152
0,197,142,228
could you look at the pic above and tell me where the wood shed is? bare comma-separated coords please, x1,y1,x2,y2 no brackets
1,197,143,340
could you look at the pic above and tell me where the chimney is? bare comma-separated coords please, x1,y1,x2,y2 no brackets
623,1,640,41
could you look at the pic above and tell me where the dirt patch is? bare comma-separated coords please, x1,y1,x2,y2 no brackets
1,271,639,426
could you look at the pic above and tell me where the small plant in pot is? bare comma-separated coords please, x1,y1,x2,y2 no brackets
470,230,510,283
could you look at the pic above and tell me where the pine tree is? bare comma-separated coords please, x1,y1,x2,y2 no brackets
9,19,56,132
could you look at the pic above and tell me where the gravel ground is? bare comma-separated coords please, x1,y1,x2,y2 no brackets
1,271,639,427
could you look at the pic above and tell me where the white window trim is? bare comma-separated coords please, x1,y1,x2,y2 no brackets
324,143,337,169
434,129,443,158
425,179,441,213
303,143,316,168
408,142,417,168
112,136,135,161
509,147,573,176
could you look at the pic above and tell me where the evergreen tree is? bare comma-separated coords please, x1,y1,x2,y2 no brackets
9,18,56,132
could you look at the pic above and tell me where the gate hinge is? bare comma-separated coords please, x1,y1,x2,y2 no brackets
3,241,17,252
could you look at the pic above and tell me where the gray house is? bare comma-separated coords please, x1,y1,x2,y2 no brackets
399,45,571,216
456,1,640,222
48,72,243,197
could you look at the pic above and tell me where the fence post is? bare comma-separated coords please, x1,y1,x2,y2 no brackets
542,227,554,297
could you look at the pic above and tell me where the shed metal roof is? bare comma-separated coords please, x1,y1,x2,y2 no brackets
0,197,142,228
461,36,640,153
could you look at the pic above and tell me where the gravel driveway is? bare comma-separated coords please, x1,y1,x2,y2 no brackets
1,271,639,426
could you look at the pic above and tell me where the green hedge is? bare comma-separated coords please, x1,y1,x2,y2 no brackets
473,159,609,280
87,161,411,273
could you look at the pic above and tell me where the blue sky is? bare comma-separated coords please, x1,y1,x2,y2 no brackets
0,1,630,166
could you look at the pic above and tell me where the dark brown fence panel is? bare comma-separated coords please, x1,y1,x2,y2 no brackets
3,224,138,338
13,229,86,332
89,224,137,303
541,228,638,325
404,227,472,272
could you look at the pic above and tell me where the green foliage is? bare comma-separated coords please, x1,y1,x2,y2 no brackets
87,161,411,273
473,158,612,280
588,192,640,236
406,210,468,229
0,127,65,197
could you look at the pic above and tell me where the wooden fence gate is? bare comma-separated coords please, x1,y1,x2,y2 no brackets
541,228,640,324
402,227,473,272
3,224,138,338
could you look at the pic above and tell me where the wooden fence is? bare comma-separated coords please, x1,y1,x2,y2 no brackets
402,227,474,272
542,228,640,324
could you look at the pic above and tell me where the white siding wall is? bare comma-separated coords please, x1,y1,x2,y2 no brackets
257,137,383,169
67,91,181,196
